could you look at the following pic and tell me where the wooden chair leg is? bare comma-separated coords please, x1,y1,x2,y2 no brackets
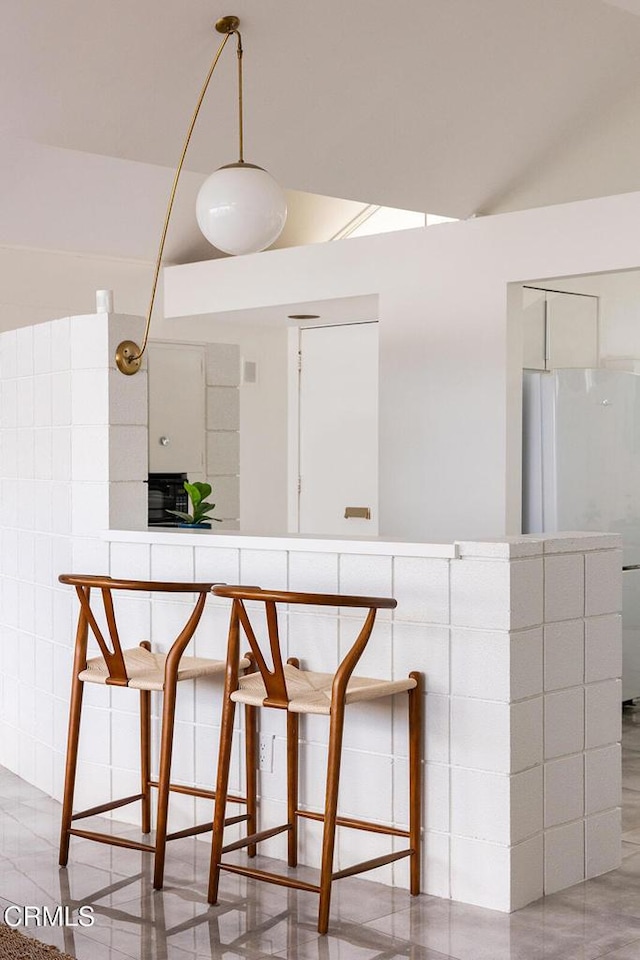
408,672,423,896
153,678,178,890
59,675,85,866
286,657,300,868
208,690,237,904
244,703,257,857
287,712,299,868
139,642,152,835
318,704,346,935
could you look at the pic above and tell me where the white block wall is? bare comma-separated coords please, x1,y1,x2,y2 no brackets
0,313,623,913
0,312,146,799
205,342,240,528
449,535,622,909
104,528,623,912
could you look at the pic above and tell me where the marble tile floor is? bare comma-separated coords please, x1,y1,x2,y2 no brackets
4,711,640,960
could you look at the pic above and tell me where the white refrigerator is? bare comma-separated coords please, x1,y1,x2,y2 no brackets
523,368,640,700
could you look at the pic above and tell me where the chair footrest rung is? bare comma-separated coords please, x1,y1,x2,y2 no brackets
71,793,144,821
166,821,215,842
296,809,410,838
332,848,412,881
166,812,249,843
148,780,246,805
222,823,290,855
224,813,251,827
218,862,320,893
68,828,155,853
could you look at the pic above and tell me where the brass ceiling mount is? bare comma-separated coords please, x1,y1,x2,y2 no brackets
215,15,240,34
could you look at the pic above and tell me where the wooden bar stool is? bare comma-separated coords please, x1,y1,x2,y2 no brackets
58,574,255,889
207,586,423,935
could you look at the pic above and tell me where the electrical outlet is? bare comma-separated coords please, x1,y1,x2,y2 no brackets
258,733,274,773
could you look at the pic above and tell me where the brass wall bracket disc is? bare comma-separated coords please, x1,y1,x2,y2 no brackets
215,15,240,34
115,340,143,376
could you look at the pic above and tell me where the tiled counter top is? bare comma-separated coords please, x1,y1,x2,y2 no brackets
99,527,623,912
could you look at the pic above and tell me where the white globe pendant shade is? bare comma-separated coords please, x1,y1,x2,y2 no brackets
196,162,287,256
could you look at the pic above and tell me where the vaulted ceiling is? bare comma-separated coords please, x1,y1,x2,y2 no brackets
3,0,640,262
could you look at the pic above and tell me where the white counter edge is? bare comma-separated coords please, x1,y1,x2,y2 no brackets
103,527,459,559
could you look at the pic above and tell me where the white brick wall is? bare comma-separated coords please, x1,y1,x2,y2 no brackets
0,312,146,803
447,535,622,910
205,343,240,528
102,529,622,912
0,313,623,914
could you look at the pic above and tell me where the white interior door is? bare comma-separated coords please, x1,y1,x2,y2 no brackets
148,341,206,475
298,322,378,535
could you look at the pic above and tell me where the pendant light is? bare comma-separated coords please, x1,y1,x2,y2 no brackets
115,15,287,376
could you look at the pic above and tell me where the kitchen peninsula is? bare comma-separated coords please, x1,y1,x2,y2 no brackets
104,524,622,912
0,311,622,921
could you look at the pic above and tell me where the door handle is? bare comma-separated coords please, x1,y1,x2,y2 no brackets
344,507,371,519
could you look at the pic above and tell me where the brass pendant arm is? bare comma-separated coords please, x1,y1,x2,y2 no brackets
237,32,244,164
115,19,243,375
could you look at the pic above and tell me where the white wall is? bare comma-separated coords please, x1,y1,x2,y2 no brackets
0,246,153,331
0,312,146,796
164,191,640,542
521,269,640,362
598,271,640,358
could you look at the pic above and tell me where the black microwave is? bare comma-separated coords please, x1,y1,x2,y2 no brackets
148,473,189,526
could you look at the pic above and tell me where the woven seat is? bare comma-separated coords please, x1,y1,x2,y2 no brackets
232,662,416,714
81,646,249,691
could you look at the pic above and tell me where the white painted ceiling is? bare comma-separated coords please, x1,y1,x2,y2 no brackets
4,0,640,262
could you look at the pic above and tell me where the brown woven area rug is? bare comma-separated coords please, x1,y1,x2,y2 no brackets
0,926,75,959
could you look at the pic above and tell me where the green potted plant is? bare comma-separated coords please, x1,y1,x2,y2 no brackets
167,481,222,529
